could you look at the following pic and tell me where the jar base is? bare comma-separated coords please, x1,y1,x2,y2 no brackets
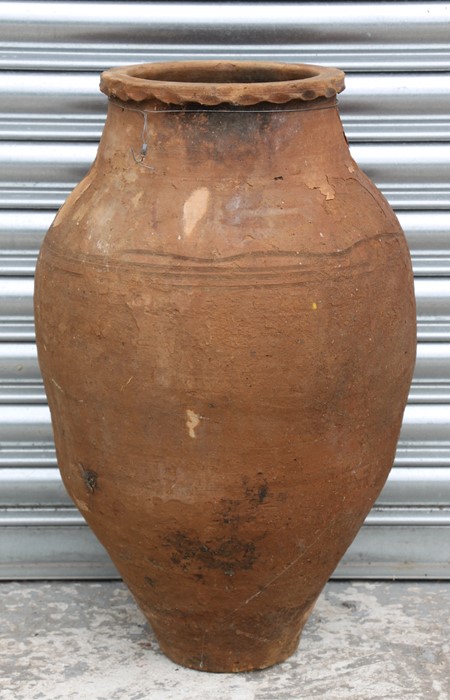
147,611,308,673
157,632,302,673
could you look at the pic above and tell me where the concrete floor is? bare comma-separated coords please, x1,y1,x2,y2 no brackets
1,581,449,700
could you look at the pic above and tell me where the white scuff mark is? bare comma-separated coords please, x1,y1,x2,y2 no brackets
231,206,298,221
226,194,242,211
121,376,134,391
52,172,96,228
51,378,64,394
96,238,110,254
186,409,201,438
182,187,210,238
74,497,89,513
131,191,143,208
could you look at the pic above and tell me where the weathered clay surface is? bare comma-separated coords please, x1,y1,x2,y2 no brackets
34,61,416,673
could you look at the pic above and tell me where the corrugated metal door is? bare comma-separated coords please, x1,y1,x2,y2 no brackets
1,2,449,579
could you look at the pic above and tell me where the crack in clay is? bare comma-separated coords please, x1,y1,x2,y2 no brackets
226,511,343,620
345,176,388,218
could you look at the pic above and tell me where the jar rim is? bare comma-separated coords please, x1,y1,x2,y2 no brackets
100,60,345,106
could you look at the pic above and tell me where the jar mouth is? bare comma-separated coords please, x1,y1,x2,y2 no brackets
100,60,345,106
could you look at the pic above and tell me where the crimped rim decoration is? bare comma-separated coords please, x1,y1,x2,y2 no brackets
100,60,345,106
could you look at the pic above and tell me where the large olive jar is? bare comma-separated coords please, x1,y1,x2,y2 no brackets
34,61,416,672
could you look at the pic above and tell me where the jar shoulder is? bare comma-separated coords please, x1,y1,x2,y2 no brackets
40,160,404,266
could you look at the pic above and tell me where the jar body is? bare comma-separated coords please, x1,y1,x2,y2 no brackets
34,76,416,672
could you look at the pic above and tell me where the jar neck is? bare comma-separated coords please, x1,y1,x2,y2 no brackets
96,96,350,181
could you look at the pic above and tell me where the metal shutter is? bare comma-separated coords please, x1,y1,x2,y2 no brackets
1,2,449,579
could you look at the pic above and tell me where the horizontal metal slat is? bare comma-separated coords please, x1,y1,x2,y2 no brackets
341,74,450,142
1,342,449,404
1,72,449,142
0,521,118,579
409,344,450,403
0,509,83,527
0,72,100,114
336,525,450,578
0,343,43,403
414,279,450,341
0,2,449,72
400,404,450,446
3,2,449,45
399,211,450,277
0,211,52,275
0,142,91,209
1,210,448,277
0,404,53,443
0,404,449,468
1,277,447,341
0,446,56,468
4,46,449,74
1,142,449,210
0,278,35,340
377,468,450,507
354,144,450,210
0,469,66,506
365,508,450,527
0,72,102,142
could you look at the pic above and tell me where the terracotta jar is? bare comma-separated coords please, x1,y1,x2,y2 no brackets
34,61,416,673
